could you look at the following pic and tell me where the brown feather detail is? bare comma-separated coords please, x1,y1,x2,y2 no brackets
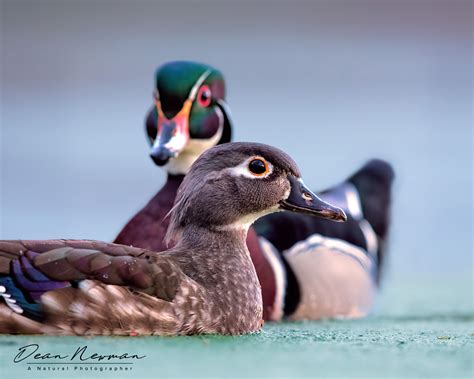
22,239,69,252
36,280,185,336
0,241,26,275
148,260,181,302
0,305,42,334
0,239,172,293
71,249,105,275
65,249,102,268
33,248,86,281
0,259,10,274
113,256,154,288
0,232,262,335
0,251,21,261
33,248,72,277
0,241,28,255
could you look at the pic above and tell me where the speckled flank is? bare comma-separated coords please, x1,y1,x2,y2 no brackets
0,236,262,335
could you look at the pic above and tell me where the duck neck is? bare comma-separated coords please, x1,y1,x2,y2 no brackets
175,225,257,282
148,173,185,209
175,224,263,333
163,173,185,193
179,225,249,256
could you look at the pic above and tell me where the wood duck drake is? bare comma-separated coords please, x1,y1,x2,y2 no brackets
0,143,345,335
115,61,395,321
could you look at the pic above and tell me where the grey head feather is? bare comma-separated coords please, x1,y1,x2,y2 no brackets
165,142,301,244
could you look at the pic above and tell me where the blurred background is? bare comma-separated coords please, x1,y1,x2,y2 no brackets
1,0,472,316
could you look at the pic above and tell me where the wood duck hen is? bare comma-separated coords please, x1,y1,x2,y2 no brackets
115,61,394,321
0,143,346,335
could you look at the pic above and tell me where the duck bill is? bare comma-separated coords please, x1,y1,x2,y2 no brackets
149,100,192,166
280,175,347,222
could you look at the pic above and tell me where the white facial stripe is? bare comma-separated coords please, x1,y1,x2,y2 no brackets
188,69,212,101
214,105,224,132
227,157,274,179
156,69,222,175
217,99,232,124
153,69,212,103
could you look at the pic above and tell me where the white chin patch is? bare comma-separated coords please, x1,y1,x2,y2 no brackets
153,132,188,158
217,205,280,231
165,119,224,175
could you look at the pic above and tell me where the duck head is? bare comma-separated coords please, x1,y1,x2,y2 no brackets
146,61,232,175
166,142,347,243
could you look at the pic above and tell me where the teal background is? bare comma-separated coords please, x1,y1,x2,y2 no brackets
0,0,472,378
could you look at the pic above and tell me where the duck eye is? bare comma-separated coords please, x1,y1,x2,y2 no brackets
248,158,269,176
197,85,212,108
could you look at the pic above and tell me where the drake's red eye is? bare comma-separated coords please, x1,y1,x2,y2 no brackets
197,85,212,107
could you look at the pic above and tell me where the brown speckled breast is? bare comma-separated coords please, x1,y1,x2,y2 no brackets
115,175,279,321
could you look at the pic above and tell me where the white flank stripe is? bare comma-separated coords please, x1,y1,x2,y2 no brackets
344,183,378,258
344,183,363,220
359,219,378,258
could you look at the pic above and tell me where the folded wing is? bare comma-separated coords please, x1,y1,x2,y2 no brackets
0,240,186,334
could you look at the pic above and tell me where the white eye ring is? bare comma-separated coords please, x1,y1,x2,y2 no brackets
227,156,274,179
248,157,270,176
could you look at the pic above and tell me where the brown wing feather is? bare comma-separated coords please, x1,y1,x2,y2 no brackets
0,240,196,335
0,240,183,301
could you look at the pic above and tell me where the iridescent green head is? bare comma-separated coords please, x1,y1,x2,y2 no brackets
146,61,232,174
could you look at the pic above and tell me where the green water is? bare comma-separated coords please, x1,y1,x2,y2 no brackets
1,278,473,379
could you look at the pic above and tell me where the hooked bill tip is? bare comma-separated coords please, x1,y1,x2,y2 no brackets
150,150,171,166
323,207,347,222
